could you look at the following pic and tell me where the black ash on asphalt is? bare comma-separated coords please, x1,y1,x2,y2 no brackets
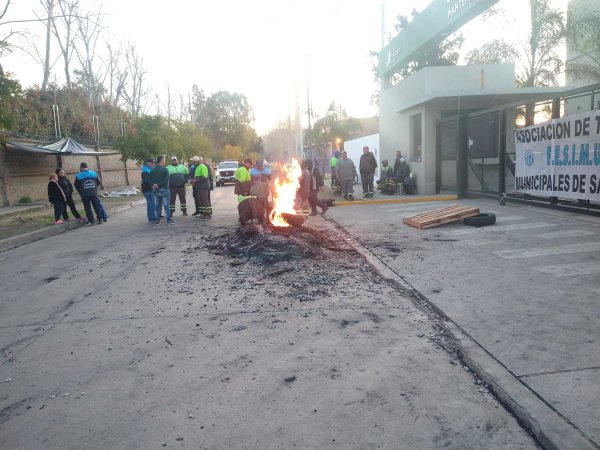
220,224,330,264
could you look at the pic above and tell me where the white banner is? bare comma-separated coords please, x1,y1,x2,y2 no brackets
515,111,600,201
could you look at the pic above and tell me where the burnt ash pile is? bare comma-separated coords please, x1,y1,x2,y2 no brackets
188,222,383,304
220,224,342,265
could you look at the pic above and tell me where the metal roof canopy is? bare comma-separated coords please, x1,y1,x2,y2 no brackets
396,87,569,114
379,0,499,78
5,137,120,155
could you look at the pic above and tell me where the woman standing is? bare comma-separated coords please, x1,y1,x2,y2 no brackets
48,173,66,225
56,168,83,221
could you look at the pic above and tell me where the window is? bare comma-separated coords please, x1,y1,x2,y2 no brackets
410,113,422,162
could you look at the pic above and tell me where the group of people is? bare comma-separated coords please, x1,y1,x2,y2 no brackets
140,155,213,224
329,146,378,200
233,158,330,225
47,162,108,225
329,147,415,198
377,151,414,195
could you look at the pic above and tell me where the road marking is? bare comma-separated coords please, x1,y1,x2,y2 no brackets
533,262,600,277
494,216,524,222
380,203,448,212
441,222,558,236
495,241,600,259
532,229,594,240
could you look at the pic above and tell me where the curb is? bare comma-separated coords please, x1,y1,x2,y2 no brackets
334,195,458,206
0,198,146,253
0,204,48,219
330,218,595,450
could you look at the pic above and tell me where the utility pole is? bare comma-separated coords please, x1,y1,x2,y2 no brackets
305,55,312,160
381,3,385,50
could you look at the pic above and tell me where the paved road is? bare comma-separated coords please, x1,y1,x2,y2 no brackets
0,187,539,449
329,197,600,449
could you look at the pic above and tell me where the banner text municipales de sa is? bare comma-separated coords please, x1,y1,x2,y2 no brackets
515,110,600,201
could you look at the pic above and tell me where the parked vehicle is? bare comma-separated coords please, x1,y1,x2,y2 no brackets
215,160,239,186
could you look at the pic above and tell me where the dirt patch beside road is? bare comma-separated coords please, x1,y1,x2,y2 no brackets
0,196,142,240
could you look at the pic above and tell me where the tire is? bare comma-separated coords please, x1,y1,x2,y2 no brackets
464,213,496,227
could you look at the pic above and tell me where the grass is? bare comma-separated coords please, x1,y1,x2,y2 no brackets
0,195,141,241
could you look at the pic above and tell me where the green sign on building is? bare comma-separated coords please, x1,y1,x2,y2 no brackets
379,0,499,78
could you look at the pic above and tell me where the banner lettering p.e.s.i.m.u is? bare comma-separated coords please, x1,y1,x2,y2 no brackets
515,111,600,201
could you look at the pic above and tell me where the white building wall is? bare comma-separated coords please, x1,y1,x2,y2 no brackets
343,134,380,181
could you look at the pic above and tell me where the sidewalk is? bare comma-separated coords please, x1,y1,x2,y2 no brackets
0,197,145,252
328,197,600,450
1,192,596,448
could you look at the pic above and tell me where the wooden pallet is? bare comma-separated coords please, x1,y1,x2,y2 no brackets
403,204,480,229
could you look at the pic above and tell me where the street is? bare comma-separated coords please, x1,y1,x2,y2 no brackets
1,187,540,449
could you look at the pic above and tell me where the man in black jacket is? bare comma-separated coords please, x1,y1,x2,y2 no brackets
306,160,328,215
359,146,378,198
74,162,103,225
141,158,157,223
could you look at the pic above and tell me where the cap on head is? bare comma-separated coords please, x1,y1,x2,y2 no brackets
190,156,200,162
80,162,88,170
171,156,178,161
146,158,156,163
55,168,62,175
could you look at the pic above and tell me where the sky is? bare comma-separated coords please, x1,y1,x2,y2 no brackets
1,0,569,135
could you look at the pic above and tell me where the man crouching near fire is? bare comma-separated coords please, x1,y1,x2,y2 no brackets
235,158,265,225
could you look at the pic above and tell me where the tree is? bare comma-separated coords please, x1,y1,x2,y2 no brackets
193,90,256,152
121,44,147,119
73,4,104,107
101,40,127,107
0,0,13,60
566,6,600,83
38,0,56,91
370,9,464,103
117,115,167,162
51,0,79,89
465,39,520,64
0,65,21,131
518,0,565,87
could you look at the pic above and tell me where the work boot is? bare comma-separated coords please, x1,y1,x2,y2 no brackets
192,211,200,216
182,211,188,216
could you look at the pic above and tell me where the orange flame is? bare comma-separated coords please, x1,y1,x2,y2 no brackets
269,158,302,227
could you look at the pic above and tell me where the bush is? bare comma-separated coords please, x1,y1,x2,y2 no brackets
18,196,32,204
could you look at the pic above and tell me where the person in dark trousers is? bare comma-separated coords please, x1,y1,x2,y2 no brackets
395,157,411,194
55,168,83,222
167,156,188,216
296,160,311,215
74,162,103,225
393,151,404,176
141,158,158,223
48,173,66,225
330,151,341,195
149,155,174,224
376,160,396,195
306,160,328,215
194,157,211,219
336,151,356,200
201,156,214,216
359,145,378,198
189,156,202,215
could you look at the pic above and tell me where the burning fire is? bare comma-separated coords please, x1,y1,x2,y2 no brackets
269,158,302,227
